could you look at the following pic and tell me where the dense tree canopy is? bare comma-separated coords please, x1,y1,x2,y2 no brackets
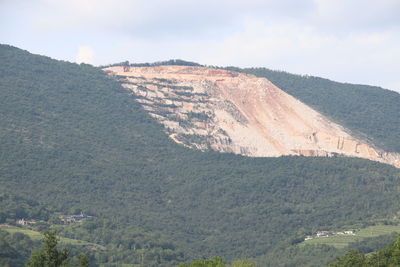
178,257,256,267
329,235,400,267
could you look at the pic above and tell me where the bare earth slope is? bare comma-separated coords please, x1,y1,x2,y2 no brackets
104,66,400,168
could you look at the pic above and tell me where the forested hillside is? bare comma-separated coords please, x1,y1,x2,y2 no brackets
224,67,400,153
1,45,400,266
329,234,400,267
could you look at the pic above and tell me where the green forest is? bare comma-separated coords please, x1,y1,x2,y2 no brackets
1,45,400,266
329,234,400,267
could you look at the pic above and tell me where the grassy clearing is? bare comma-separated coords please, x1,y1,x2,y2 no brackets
0,226,43,240
0,225,103,248
301,225,400,248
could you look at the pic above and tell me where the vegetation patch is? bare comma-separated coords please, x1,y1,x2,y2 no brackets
301,225,400,248
0,226,98,247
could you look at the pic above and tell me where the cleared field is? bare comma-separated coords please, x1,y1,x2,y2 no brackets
0,225,104,248
301,225,400,248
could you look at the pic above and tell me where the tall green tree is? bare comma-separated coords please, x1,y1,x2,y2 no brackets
77,254,89,267
178,257,256,267
178,256,227,267
26,231,70,267
231,259,256,267
329,235,400,267
329,250,366,267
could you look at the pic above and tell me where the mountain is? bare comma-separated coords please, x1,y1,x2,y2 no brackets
1,44,400,266
104,65,400,167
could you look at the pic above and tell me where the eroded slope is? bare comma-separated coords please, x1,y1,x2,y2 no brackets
104,65,400,167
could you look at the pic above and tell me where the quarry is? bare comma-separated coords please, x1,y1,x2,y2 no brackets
104,65,400,168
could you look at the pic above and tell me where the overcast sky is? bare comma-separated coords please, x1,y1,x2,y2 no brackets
1,0,400,92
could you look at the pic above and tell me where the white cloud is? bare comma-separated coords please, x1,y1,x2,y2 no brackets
2,0,400,92
76,46,95,64
129,18,399,91
313,0,400,31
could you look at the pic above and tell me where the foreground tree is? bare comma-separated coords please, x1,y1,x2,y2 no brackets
26,231,89,267
328,250,366,267
178,256,256,267
26,231,70,267
231,259,256,267
178,256,227,267
77,254,89,267
329,234,400,267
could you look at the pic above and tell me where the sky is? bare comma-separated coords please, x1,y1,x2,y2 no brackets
1,0,400,92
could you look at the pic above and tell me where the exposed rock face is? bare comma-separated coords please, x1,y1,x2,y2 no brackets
104,65,400,168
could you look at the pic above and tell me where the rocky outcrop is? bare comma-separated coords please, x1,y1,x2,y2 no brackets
104,65,400,168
